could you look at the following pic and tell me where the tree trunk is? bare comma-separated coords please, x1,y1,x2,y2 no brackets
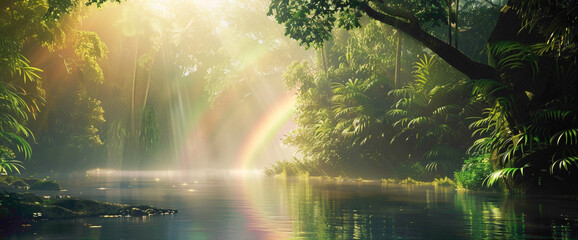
446,0,452,46
394,32,403,89
455,0,459,49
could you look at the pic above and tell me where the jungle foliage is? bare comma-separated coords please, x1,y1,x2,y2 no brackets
269,0,578,193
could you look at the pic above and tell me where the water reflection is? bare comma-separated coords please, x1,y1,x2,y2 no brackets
5,172,578,239
272,178,578,239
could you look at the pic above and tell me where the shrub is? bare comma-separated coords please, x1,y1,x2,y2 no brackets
454,154,494,191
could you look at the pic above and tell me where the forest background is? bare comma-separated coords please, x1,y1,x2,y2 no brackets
1,0,577,194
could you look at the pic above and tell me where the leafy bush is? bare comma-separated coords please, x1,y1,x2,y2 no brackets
454,154,495,191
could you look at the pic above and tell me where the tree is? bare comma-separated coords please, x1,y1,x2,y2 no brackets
268,0,497,80
0,0,120,171
269,0,578,192
280,22,423,177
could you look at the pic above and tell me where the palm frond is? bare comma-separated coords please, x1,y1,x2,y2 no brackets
550,156,578,174
487,41,538,75
432,104,461,117
551,129,578,145
472,78,507,98
468,137,493,154
426,161,448,173
407,116,435,128
484,166,527,187
0,159,24,175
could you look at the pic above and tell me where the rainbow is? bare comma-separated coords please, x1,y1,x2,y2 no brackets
236,92,296,170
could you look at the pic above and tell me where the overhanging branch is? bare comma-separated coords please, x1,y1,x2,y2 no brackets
358,2,500,81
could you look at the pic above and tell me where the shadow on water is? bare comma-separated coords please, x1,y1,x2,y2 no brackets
4,170,578,239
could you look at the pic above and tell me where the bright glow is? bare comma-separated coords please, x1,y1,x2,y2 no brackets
144,0,228,17
192,0,227,10
236,92,296,170
145,0,171,17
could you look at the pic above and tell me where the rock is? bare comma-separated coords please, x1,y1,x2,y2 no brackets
0,192,177,225
9,179,29,190
29,180,61,191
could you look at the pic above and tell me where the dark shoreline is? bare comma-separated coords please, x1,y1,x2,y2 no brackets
0,190,177,236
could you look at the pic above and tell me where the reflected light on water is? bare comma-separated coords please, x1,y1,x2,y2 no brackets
10,170,578,239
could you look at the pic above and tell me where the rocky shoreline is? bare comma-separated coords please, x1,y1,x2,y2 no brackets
0,191,177,226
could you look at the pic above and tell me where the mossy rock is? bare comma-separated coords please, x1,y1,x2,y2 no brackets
52,199,124,216
18,192,44,203
2,192,177,224
8,179,29,189
29,180,61,191
0,182,11,189
16,203,80,219
21,178,40,186
0,176,21,185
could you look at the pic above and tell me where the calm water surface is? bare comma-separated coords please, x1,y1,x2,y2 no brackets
5,170,578,239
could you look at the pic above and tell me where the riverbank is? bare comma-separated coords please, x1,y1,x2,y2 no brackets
0,176,177,235
273,174,458,187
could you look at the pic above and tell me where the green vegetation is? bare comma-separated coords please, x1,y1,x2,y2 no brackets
0,0,577,194
433,176,456,186
454,154,494,191
0,147,24,175
268,0,578,194
264,158,328,177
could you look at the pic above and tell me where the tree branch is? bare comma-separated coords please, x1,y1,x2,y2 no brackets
372,1,418,24
358,2,500,81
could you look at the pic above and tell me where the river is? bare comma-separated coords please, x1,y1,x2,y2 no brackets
5,170,578,239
